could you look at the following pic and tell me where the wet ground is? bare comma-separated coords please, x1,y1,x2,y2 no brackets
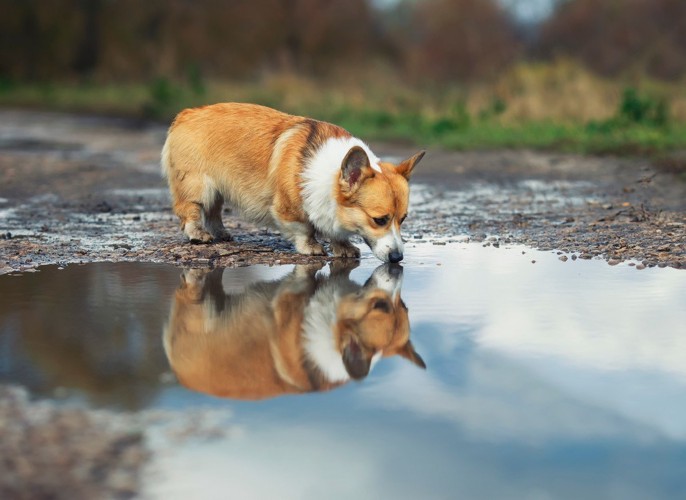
0,109,685,272
1,244,685,499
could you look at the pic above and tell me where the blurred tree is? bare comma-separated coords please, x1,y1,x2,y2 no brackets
397,0,521,82
0,0,83,81
539,0,686,80
0,0,384,81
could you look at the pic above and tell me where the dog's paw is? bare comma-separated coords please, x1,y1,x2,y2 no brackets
305,242,327,256
182,268,210,285
211,229,233,242
293,262,326,278
332,241,361,258
295,239,327,256
185,225,214,244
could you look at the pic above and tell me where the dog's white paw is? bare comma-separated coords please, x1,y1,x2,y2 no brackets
185,223,213,244
295,239,326,256
332,241,361,258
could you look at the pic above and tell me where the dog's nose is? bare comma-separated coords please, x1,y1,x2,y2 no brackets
388,263,403,278
388,251,403,263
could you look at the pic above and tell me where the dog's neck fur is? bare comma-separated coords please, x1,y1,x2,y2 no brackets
301,137,381,238
302,280,349,383
301,277,384,385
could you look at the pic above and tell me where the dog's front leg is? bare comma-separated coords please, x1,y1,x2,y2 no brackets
277,220,326,256
331,239,361,259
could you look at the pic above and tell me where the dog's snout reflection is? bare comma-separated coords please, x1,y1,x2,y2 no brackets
163,262,424,400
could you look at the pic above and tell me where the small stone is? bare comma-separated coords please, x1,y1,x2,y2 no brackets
531,260,536,264
559,255,568,262
608,259,620,266
636,263,646,270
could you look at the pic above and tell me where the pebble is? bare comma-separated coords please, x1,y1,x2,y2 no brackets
559,255,568,262
608,259,620,266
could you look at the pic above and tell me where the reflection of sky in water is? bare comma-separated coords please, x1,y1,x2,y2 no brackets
145,245,686,500
1,246,684,498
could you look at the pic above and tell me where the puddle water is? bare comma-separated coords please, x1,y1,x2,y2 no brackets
1,244,686,499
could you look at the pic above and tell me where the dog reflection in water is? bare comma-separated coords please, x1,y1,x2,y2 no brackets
163,262,425,400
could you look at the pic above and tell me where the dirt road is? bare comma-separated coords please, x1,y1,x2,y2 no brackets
1,109,684,272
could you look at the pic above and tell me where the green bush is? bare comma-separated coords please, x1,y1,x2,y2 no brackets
618,87,669,126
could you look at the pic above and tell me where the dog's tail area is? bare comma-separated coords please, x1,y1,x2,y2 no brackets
161,134,172,179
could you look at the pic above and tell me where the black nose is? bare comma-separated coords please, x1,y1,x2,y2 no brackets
388,251,403,263
388,263,403,278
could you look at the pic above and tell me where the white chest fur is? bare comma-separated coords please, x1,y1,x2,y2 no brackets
301,137,380,238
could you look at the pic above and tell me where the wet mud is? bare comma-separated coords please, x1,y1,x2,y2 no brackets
0,109,685,272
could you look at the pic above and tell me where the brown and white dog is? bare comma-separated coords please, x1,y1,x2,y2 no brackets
162,262,425,400
161,103,424,263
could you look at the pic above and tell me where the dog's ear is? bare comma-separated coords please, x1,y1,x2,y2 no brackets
342,336,372,380
396,150,425,180
340,146,374,192
398,340,426,369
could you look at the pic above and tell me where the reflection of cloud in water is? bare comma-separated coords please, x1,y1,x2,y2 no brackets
144,245,686,499
147,428,379,500
381,244,686,441
404,244,686,378
363,349,657,443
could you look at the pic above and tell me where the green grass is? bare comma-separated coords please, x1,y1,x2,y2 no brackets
1,80,685,156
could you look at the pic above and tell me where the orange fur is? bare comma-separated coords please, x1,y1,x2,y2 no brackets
163,264,425,400
162,103,424,261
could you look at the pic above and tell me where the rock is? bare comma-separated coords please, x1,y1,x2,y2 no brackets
559,255,568,262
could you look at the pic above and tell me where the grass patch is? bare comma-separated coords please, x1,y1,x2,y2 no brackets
0,75,685,155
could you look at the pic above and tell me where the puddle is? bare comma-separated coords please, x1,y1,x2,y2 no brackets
1,244,685,499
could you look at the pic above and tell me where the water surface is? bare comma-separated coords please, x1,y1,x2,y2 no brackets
1,244,685,500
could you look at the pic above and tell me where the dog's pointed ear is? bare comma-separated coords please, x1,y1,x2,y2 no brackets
341,146,374,192
342,336,372,380
398,341,426,369
396,150,425,180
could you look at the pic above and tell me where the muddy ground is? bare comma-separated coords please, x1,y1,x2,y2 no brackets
0,108,685,274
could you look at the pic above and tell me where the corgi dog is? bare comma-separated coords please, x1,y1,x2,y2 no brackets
162,262,425,400
161,103,424,263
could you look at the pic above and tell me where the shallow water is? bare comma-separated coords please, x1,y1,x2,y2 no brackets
1,244,686,499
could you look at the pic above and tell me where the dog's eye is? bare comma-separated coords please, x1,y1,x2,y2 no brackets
373,300,390,313
373,216,389,226
399,214,407,224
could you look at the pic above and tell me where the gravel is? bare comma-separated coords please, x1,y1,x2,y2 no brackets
0,109,684,272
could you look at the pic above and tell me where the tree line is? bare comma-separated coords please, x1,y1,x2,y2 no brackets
1,0,685,83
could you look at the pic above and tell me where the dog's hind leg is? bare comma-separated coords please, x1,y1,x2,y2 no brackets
169,170,214,244
205,192,232,241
